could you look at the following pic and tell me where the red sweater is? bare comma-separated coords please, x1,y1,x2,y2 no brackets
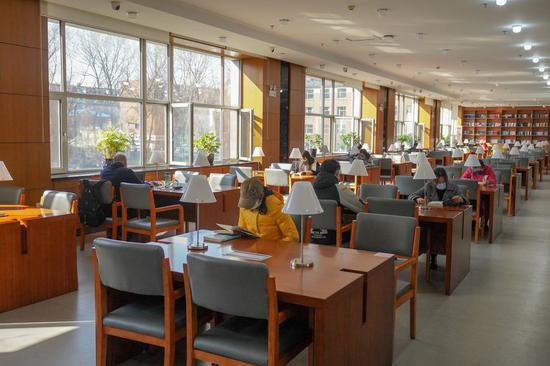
461,165,497,185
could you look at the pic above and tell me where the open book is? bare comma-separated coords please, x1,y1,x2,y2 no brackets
215,223,261,238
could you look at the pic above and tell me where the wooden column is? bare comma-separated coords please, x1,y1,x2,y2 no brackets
431,100,442,148
288,64,305,152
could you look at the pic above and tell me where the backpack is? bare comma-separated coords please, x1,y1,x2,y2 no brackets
78,179,108,227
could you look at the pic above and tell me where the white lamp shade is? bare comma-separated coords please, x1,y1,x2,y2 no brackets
528,144,535,151
148,150,165,165
416,143,423,149
509,146,520,155
413,160,436,180
193,152,210,167
492,150,505,159
0,161,13,181
452,148,463,158
475,146,485,154
349,145,360,155
180,175,216,203
289,148,302,159
503,143,510,150
536,141,543,148
348,159,368,176
252,146,265,157
463,139,469,144
282,182,324,215
320,145,330,154
464,154,481,167
491,144,499,152
514,141,521,147
519,145,528,153
361,143,370,151
522,140,528,146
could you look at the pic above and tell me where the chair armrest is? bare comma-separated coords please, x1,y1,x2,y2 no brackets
173,287,185,300
156,204,183,214
395,256,417,273
342,223,353,232
278,305,298,324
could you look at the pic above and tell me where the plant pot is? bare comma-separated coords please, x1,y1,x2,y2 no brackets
207,153,215,166
103,158,114,168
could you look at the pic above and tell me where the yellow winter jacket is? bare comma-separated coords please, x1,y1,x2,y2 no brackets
238,194,299,242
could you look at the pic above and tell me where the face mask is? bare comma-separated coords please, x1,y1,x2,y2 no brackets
436,183,447,190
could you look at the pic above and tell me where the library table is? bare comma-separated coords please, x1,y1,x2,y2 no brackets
515,166,532,200
479,184,504,243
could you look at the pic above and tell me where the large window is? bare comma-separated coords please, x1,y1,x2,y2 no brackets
48,20,245,172
395,93,419,146
304,76,361,152
440,104,459,145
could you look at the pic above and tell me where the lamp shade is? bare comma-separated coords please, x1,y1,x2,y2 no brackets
180,175,216,204
320,145,330,154
361,143,370,151
514,141,521,147
492,149,505,159
148,150,165,165
452,148,463,158
519,145,529,153
503,143,510,150
416,143,423,149
0,161,13,181
289,147,302,159
348,159,368,176
463,139,469,144
282,182,324,215
193,152,210,167
475,146,485,154
509,146,520,156
491,144,499,152
252,146,265,157
464,154,481,167
536,141,543,148
350,145,360,155
522,140,528,146
528,144,535,151
413,160,436,180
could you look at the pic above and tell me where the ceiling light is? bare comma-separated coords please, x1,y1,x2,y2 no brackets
523,43,532,51
279,18,290,25
496,0,507,6
539,66,545,72
416,32,425,40
533,57,540,63
547,81,550,86
544,74,549,80
377,8,389,16
126,11,138,19
512,25,522,33
217,36,227,43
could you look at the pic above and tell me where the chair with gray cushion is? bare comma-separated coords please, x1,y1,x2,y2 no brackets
230,166,253,184
310,199,351,247
40,190,83,248
365,197,417,218
395,175,425,198
120,183,184,242
359,184,398,200
0,186,25,205
209,173,237,188
493,167,515,216
440,165,463,180
451,178,482,241
350,213,420,339
92,238,197,366
184,254,311,366
374,158,394,184
290,215,312,243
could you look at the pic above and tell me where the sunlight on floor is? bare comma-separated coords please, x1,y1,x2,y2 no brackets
0,323,82,353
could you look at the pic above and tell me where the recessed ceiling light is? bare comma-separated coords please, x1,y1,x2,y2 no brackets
539,66,545,72
217,36,227,43
523,43,533,51
512,25,523,33
496,0,507,6
416,32,425,40
279,18,290,25
547,81,550,86
533,57,540,63
377,8,389,16
543,74,549,80
127,11,138,19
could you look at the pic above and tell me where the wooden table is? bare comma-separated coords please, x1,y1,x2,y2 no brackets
0,205,78,312
289,173,316,189
153,185,240,230
418,206,472,295
393,162,413,176
515,166,532,200
528,161,539,189
479,185,504,243
153,231,395,366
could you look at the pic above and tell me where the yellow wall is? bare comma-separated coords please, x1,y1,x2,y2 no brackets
242,58,265,148
418,98,432,148
362,87,378,151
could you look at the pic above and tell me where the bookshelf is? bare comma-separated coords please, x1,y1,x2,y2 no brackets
462,106,549,144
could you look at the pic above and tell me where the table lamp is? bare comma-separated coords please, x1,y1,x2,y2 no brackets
0,161,13,217
463,139,469,145
180,175,216,251
413,157,436,208
452,148,463,163
289,147,302,170
509,146,520,156
361,143,370,152
514,141,521,147
475,146,484,157
492,149,505,160
464,154,481,168
536,141,543,148
193,152,210,167
519,145,528,153
528,144,535,151
282,182,324,268
349,145,360,156
503,142,510,150
252,146,265,170
417,143,424,150
148,150,165,181
348,159,368,194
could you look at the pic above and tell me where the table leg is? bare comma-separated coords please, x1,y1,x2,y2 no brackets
488,192,494,243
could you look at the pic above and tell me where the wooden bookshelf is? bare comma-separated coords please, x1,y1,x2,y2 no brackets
461,106,549,143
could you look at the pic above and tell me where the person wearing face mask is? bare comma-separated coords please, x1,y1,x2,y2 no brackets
409,167,468,206
237,177,299,242
461,159,497,185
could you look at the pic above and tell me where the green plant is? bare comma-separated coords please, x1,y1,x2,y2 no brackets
96,127,131,159
305,133,323,149
341,132,360,149
396,134,414,145
194,132,221,155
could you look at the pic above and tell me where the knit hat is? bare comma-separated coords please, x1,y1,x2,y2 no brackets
238,177,265,209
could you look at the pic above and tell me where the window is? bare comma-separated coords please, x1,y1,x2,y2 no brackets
324,80,333,115
336,106,346,116
224,58,240,107
336,88,347,99
395,93,419,146
306,89,313,99
334,118,353,152
173,48,221,105
440,104,458,145
305,76,322,114
145,104,167,164
48,20,62,92
306,107,313,114
146,41,169,101
49,100,62,169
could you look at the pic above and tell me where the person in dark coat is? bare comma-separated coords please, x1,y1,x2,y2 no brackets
100,153,142,200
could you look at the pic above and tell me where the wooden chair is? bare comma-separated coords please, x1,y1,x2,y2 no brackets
209,173,237,188
311,199,351,247
120,183,184,242
264,168,290,194
365,197,419,220
0,186,25,205
359,184,399,200
92,238,195,366
39,190,83,249
350,212,420,339
184,254,311,366
375,158,395,184
395,175,425,199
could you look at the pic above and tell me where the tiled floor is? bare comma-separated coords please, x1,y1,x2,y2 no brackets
1,179,550,365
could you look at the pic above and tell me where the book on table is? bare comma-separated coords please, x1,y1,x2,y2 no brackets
214,223,261,238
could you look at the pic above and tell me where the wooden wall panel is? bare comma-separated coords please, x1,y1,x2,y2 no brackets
288,64,305,152
362,87,378,152
432,100,441,147
0,43,44,96
0,94,47,142
375,87,386,154
0,0,42,48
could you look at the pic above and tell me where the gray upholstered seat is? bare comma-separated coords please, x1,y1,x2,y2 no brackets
230,166,253,183
450,179,478,203
359,184,398,200
395,175,425,197
209,173,237,188
125,217,181,230
194,316,309,366
85,179,114,204
40,190,77,213
396,280,412,299
311,200,339,231
366,197,416,217
120,183,152,210
374,158,393,178
0,186,24,204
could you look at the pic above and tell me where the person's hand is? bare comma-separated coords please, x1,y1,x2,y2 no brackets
416,198,425,204
452,195,463,203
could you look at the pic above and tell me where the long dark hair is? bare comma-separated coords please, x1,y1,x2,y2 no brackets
434,167,449,183
302,150,314,166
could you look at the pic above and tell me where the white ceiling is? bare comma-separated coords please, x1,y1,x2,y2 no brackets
45,0,550,106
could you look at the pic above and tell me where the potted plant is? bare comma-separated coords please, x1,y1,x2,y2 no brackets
194,132,221,166
305,133,323,150
341,132,360,151
396,134,414,146
96,127,131,166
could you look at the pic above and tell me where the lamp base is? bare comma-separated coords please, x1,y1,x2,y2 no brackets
290,257,314,269
187,243,208,251
0,212,8,217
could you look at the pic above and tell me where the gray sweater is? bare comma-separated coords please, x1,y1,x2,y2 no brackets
408,182,468,206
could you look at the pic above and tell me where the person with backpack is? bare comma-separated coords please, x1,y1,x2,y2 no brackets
100,153,142,200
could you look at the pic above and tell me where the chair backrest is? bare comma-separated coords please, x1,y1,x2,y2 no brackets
366,197,416,217
173,170,199,183
517,157,529,168
270,163,292,172
0,186,24,204
353,213,417,257
40,190,77,213
395,175,425,196
493,167,512,184
186,253,269,320
450,179,478,201
374,158,392,174
209,173,236,187
311,199,338,230
93,238,165,296
229,166,253,183
359,184,398,200
85,179,113,204
264,168,289,187
440,165,463,180
120,183,152,210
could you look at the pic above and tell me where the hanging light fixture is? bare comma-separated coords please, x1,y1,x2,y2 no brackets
496,0,507,6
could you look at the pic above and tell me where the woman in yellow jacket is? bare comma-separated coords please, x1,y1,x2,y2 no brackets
238,177,299,242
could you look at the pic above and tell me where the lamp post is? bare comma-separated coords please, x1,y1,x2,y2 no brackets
180,175,216,251
282,182,324,268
